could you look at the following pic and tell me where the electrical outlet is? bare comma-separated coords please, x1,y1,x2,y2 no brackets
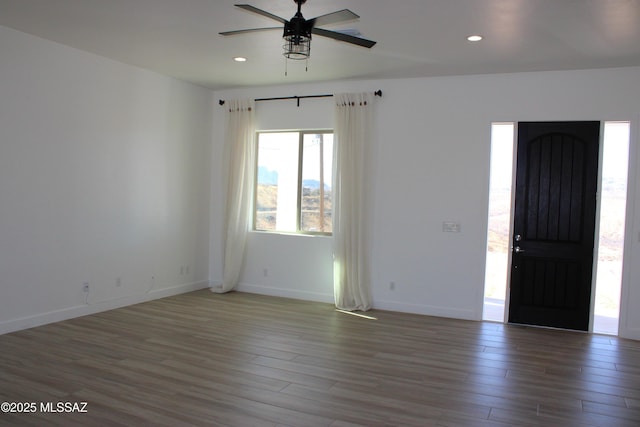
116,277,122,287
389,281,396,290
82,282,90,292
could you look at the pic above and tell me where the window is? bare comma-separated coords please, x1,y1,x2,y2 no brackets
255,131,334,234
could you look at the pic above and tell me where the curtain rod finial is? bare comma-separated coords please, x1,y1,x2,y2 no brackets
374,90,382,97
219,99,226,106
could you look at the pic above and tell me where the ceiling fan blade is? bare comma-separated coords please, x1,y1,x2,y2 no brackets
219,27,281,36
312,27,376,48
308,9,359,27
234,4,287,23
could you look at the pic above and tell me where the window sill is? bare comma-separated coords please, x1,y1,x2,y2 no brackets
250,230,332,238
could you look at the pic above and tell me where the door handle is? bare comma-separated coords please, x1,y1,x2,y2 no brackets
513,246,525,253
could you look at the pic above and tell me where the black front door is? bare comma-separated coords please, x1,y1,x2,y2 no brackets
508,121,600,331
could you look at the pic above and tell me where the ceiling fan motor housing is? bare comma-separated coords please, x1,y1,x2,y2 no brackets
284,14,312,44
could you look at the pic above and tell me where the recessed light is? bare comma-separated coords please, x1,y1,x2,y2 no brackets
467,35,483,42
233,56,247,62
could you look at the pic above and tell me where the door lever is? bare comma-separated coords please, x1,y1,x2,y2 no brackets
513,246,525,253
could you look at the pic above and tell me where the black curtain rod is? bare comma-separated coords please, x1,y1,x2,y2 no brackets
219,90,382,107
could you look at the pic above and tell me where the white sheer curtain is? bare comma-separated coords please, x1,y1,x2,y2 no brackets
212,99,255,293
333,93,374,311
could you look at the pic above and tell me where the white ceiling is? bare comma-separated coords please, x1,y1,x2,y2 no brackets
1,0,640,90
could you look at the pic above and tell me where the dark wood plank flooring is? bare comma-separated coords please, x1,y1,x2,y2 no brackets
1,290,640,426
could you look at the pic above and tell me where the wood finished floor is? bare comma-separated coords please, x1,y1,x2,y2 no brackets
1,290,640,426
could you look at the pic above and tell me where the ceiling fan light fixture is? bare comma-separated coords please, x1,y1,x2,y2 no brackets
283,35,311,60
282,14,312,60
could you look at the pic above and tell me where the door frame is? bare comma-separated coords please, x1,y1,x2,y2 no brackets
501,121,606,332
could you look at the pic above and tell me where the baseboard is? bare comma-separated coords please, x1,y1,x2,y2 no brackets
235,282,334,304
619,326,640,341
0,281,209,335
224,283,478,320
373,300,478,321
230,284,477,321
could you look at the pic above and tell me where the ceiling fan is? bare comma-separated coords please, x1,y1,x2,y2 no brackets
219,0,376,62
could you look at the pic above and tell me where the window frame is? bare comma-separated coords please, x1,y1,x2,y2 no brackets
253,129,334,236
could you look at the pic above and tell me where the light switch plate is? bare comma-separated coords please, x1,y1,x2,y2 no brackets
442,221,461,233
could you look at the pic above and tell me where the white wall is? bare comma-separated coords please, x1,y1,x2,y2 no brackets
0,26,213,334
211,67,640,340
